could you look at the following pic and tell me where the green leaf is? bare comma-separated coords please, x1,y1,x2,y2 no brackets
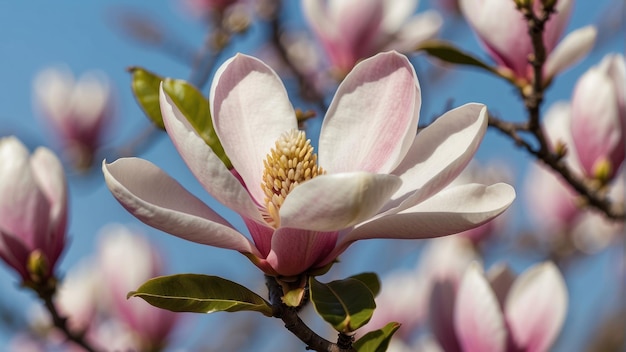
309,276,376,333
416,40,496,73
162,78,232,168
128,274,273,316
129,67,165,129
353,322,401,352
348,273,381,297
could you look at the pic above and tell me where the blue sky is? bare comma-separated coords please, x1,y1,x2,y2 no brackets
0,0,623,351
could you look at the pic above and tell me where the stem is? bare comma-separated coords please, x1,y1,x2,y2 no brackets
491,2,626,221
265,276,355,352
30,280,100,352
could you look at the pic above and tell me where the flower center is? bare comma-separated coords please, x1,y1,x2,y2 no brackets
261,129,324,227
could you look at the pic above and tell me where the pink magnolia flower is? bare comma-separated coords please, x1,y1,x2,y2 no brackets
570,54,626,180
103,51,515,280
98,224,179,349
459,0,596,84
449,262,568,352
33,67,114,169
303,0,442,76
0,136,67,283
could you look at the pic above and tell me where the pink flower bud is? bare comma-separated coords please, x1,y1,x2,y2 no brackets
33,67,114,169
98,225,179,349
0,136,67,283
570,54,626,180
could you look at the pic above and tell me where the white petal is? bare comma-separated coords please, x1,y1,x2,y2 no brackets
209,54,297,204
280,172,402,231
160,87,264,223
544,26,597,81
336,182,515,246
505,262,568,352
454,263,506,352
103,158,259,255
319,51,420,174
384,10,443,53
388,104,487,213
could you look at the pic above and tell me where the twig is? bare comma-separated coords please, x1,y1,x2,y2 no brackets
491,1,626,221
30,280,100,352
265,276,355,352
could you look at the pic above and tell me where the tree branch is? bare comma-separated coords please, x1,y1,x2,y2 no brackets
265,276,355,352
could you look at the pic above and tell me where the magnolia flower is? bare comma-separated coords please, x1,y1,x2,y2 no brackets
33,67,114,169
98,225,179,349
459,0,596,84
103,51,515,281
0,137,67,283
303,0,442,76
448,262,568,352
570,54,626,180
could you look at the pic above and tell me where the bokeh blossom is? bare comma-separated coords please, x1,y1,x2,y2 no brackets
459,0,596,84
33,67,114,169
570,53,625,180
103,51,515,281
303,0,442,77
0,136,67,284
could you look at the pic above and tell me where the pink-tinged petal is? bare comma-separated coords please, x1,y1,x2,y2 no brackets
388,104,487,213
160,87,264,223
29,147,67,264
335,183,515,251
384,10,442,53
505,262,568,352
319,51,420,174
210,54,297,204
571,62,621,177
544,26,597,81
102,158,259,256
454,263,506,352
429,280,461,352
0,230,30,279
266,227,338,277
0,137,51,250
279,172,402,232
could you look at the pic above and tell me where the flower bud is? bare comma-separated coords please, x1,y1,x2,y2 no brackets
0,137,67,284
33,67,114,170
570,54,626,181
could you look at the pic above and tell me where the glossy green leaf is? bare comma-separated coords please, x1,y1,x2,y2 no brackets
128,274,273,316
162,78,232,168
129,67,165,129
353,322,401,352
309,276,376,333
348,272,380,297
417,40,496,73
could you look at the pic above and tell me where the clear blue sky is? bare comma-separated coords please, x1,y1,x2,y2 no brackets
0,1,623,351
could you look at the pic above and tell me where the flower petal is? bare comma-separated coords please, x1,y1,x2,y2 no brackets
102,158,259,256
319,51,420,174
0,230,30,279
0,137,50,250
505,262,568,352
454,263,506,352
266,227,338,277
335,182,515,248
160,87,264,223
30,147,67,264
544,26,597,81
279,172,402,231
389,103,487,212
210,54,297,204
384,10,442,53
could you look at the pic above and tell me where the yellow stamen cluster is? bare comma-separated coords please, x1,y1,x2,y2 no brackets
261,129,324,227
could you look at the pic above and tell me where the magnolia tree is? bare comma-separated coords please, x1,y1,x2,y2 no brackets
0,0,624,351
